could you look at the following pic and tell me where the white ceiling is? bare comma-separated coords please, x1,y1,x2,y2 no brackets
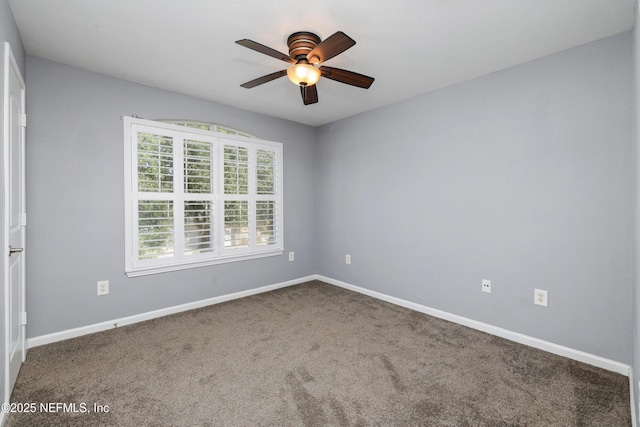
8,0,636,127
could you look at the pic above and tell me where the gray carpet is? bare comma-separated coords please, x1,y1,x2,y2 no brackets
6,281,631,426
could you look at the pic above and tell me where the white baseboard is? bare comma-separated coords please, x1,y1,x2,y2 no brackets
27,273,630,377
629,368,637,427
27,275,316,349
316,275,631,376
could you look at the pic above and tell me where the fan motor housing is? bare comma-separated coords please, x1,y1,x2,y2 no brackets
287,32,320,60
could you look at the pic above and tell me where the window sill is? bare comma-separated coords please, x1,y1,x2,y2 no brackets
125,249,284,277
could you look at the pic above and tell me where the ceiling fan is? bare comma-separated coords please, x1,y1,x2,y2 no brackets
235,31,374,105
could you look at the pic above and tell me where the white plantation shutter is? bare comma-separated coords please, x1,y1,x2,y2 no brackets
221,142,281,254
223,145,249,194
184,139,213,193
124,117,283,276
255,148,278,247
138,200,174,260
183,139,215,256
256,149,275,195
256,201,276,246
184,201,214,255
137,133,174,192
224,200,249,249
134,128,178,265
136,132,176,261
127,122,217,270
223,144,250,250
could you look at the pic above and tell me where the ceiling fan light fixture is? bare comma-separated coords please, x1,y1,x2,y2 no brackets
236,30,374,105
287,63,321,86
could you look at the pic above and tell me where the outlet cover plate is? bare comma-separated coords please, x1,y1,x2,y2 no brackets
534,289,548,307
482,279,491,293
97,280,109,296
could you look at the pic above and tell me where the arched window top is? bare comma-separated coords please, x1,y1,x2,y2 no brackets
157,119,257,139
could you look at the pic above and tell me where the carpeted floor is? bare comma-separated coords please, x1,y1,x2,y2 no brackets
6,280,631,426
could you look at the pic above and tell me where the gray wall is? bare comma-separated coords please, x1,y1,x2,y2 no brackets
316,32,634,364
25,56,317,338
0,0,24,408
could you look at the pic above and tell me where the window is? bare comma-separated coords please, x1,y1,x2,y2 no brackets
158,119,257,138
124,117,283,276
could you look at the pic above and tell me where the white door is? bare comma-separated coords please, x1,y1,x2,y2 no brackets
3,42,26,403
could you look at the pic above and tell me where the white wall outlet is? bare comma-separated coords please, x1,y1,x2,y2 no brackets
289,251,295,262
345,254,351,265
534,289,548,307
482,279,491,293
97,280,109,296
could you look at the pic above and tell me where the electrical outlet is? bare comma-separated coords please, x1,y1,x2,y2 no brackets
482,279,491,293
534,289,548,307
289,252,295,262
97,280,109,296
345,254,351,265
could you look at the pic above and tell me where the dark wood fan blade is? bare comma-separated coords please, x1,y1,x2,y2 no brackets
236,39,295,64
240,70,287,88
320,66,374,89
300,84,318,105
306,31,355,64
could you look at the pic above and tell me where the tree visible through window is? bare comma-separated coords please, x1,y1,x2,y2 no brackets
124,117,283,276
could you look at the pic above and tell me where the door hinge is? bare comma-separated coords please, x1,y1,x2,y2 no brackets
20,312,27,326
19,113,26,128
20,213,27,226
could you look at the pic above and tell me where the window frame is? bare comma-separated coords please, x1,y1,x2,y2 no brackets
124,116,283,277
